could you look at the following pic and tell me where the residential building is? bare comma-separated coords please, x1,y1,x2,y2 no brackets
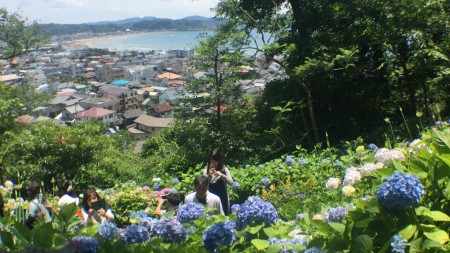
96,62,129,83
133,114,173,137
101,87,139,114
76,107,117,127
148,102,175,118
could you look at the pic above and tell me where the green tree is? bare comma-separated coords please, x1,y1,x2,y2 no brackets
0,8,47,60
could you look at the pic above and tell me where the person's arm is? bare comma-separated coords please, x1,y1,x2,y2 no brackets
154,196,165,217
220,166,233,185
104,208,114,220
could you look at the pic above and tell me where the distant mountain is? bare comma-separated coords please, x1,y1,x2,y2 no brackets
40,16,220,36
88,16,158,25
181,16,213,21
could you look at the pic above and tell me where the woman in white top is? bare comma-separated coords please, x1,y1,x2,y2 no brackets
57,179,79,207
81,187,114,224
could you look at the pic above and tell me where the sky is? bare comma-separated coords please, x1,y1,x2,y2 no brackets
1,0,220,24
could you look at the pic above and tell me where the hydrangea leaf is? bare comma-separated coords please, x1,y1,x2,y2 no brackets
350,234,373,253
409,238,423,253
421,239,443,250
328,222,345,235
423,230,449,245
32,222,54,249
399,224,417,240
251,239,270,250
248,223,265,234
267,244,283,253
263,227,278,238
12,221,32,243
428,211,450,222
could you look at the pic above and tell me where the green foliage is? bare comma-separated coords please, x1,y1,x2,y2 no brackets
0,8,48,60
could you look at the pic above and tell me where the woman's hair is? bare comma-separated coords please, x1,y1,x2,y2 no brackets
81,187,100,211
207,148,224,171
166,193,181,207
27,182,41,200
58,179,76,197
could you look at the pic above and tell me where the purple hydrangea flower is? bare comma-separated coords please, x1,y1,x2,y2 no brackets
202,220,236,252
119,225,151,244
153,182,160,190
130,211,149,220
296,193,305,199
298,158,308,165
261,178,270,185
142,185,150,191
98,221,118,240
177,202,205,223
391,234,407,253
68,235,100,253
368,143,378,151
376,172,424,214
305,246,324,253
435,121,444,127
151,218,187,243
235,196,278,230
232,181,240,188
172,178,180,185
284,190,294,195
285,155,295,165
324,206,347,223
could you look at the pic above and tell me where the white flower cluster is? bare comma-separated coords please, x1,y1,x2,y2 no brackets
4,180,14,191
408,139,432,156
343,167,361,186
374,148,405,165
325,178,341,191
358,162,385,176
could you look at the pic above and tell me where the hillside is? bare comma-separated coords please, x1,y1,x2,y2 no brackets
40,16,221,35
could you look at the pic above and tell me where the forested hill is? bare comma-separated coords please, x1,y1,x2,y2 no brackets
40,16,221,35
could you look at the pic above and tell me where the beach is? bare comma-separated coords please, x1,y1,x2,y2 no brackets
63,31,208,51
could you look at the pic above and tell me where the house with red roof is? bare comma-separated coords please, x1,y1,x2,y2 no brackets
76,107,117,127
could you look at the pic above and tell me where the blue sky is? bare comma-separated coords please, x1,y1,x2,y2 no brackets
1,0,220,24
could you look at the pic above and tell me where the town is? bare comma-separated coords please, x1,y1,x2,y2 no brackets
1,34,285,146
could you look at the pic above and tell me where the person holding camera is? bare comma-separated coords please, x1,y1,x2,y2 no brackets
154,192,182,217
81,187,114,224
203,148,233,215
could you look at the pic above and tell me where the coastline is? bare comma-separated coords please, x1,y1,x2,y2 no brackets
63,30,213,51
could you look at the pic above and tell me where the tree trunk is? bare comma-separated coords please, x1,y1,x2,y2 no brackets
300,81,320,143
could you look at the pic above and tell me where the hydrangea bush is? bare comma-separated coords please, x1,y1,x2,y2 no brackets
0,126,449,252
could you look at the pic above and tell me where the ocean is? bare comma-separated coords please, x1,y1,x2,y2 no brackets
90,31,212,51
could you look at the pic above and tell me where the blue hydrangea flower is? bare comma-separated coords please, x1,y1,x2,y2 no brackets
177,202,205,223
119,225,151,244
304,246,323,253
138,217,159,231
202,220,236,253
153,182,160,190
245,164,251,168
235,196,278,230
151,218,187,243
376,172,424,214
321,158,330,163
232,181,240,188
285,155,295,165
298,158,308,165
269,237,308,248
391,234,407,253
98,221,118,240
261,178,270,185
172,178,179,185
231,204,241,213
130,211,149,220
324,206,347,223
68,235,100,253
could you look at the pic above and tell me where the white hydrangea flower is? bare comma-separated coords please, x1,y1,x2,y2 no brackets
152,177,162,182
409,139,432,155
312,214,323,221
358,162,384,176
343,167,361,186
4,180,14,190
375,148,405,164
325,178,341,191
342,185,356,196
